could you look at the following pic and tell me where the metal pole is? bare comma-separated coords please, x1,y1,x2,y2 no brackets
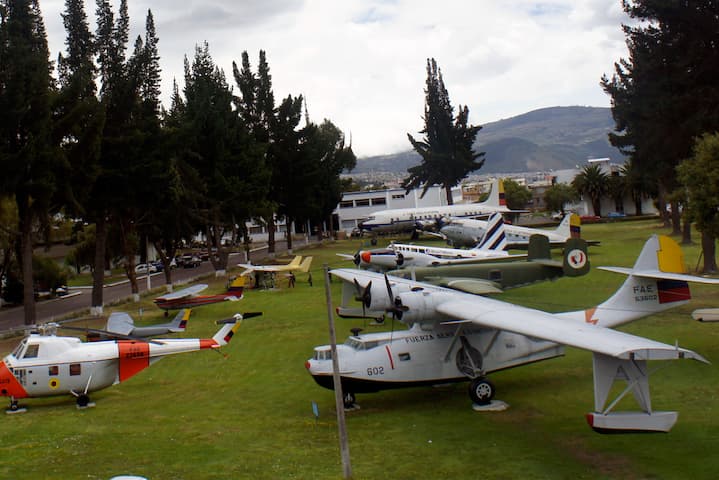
323,264,352,479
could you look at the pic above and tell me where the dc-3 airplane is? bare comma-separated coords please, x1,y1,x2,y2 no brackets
153,277,245,314
343,212,524,271
307,235,719,433
0,314,249,412
357,179,521,235
439,212,583,249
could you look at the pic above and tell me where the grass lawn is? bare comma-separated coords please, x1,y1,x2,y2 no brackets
1,219,718,479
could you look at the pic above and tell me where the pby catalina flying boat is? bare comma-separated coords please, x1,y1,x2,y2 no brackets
342,212,522,271
0,314,250,412
237,255,313,276
153,278,245,313
358,179,521,235
307,235,719,433
440,213,583,249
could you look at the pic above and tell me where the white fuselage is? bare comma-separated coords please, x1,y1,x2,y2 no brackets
441,218,568,248
306,323,564,394
359,204,511,234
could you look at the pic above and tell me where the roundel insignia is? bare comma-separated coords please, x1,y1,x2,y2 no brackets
567,249,587,269
49,378,60,389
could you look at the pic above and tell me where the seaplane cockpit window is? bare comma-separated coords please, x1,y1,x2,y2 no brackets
22,343,39,359
345,338,381,350
313,350,332,361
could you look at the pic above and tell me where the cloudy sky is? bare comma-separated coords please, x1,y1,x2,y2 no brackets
39,1,630,158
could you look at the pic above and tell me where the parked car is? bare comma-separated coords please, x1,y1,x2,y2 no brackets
181,254,201,268
135,263,157,274
151,260,164,272
607,211,626,218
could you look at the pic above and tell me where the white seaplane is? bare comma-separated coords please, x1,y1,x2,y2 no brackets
307,235,719,433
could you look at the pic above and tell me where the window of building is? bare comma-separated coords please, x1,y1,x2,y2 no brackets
355,199,370,206
391,194,405,199
371,197,386,206
340,200,354,209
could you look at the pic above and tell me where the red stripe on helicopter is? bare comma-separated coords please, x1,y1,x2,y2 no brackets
385,345,395,370
118,341,151,382
0,362,28,398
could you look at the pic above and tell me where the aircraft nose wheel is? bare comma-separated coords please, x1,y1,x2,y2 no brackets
343,392,359,410
469,377,495,405
76,394,91,408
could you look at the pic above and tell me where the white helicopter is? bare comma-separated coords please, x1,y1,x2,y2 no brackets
0,312,253,412
307,235,719,433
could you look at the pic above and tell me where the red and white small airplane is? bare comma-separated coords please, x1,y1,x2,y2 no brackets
308,235,719,433
0,314,246,412
153,277,245,313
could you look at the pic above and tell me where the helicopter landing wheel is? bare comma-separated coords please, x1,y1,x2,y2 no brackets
76,394,91,408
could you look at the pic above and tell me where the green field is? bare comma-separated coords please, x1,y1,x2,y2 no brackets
1,219,718,479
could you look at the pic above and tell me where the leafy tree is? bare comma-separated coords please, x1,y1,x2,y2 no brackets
677,133,719,273
0,0,58,324
543,183,578,215
181,42,268,273
572,164,608,217
601,1,719,235
502,179,531,223
404,58,484,204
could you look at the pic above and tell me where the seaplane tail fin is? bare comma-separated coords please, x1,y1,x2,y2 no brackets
474,213,506,251
581,235,698,328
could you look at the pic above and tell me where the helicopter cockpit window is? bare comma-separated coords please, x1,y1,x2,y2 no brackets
11,340,26,359
313,350,332,361
22,343,39,359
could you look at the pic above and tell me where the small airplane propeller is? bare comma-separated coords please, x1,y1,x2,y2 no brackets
383,274,408,320
395,251,405,267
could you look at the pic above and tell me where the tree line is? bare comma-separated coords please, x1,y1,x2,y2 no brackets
0,0,355,324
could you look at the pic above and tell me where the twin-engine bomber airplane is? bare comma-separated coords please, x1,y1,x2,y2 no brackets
0,314,247,412
307,235,719,433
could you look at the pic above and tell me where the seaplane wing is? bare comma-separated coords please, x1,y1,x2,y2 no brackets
155,284,208,301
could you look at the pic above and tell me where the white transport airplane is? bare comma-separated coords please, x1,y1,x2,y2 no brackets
357,179,517,235
439,212,582,248
307,234,719,433
344,212,521,271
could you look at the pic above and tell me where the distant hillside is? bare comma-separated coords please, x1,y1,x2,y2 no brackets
352,106,625,174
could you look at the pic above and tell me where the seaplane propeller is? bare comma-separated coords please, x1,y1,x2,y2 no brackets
383,274,409,320
353,278,372,316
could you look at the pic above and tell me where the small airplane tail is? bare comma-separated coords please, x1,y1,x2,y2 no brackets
566,235,719,328
226,276,245,296
480,178,505,208
556,213,581,239
298,256,313,273
169,308,191,332
211,315,244,347
288,256,303,268
473,213,507,251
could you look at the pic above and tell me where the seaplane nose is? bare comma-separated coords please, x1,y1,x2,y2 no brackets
304,360,311,370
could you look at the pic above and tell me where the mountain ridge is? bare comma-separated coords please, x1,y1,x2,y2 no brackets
353,106,624,174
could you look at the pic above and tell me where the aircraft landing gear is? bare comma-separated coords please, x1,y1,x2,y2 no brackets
469,377,495,405
343,392,359,411
76,394,93,409
6,398,26,414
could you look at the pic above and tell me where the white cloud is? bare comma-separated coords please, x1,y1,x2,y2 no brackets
39,0,630,157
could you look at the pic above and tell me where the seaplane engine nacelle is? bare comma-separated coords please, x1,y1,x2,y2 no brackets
393,290,454,326
363,281,414,311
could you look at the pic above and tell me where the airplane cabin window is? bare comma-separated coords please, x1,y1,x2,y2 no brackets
22,344,39,359
399,353,411,361
48,365,59,376
69,363,81,376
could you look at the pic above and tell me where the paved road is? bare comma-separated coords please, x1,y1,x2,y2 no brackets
0,238,315,332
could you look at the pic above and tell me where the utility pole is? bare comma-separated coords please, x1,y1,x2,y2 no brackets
323,265,352,479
